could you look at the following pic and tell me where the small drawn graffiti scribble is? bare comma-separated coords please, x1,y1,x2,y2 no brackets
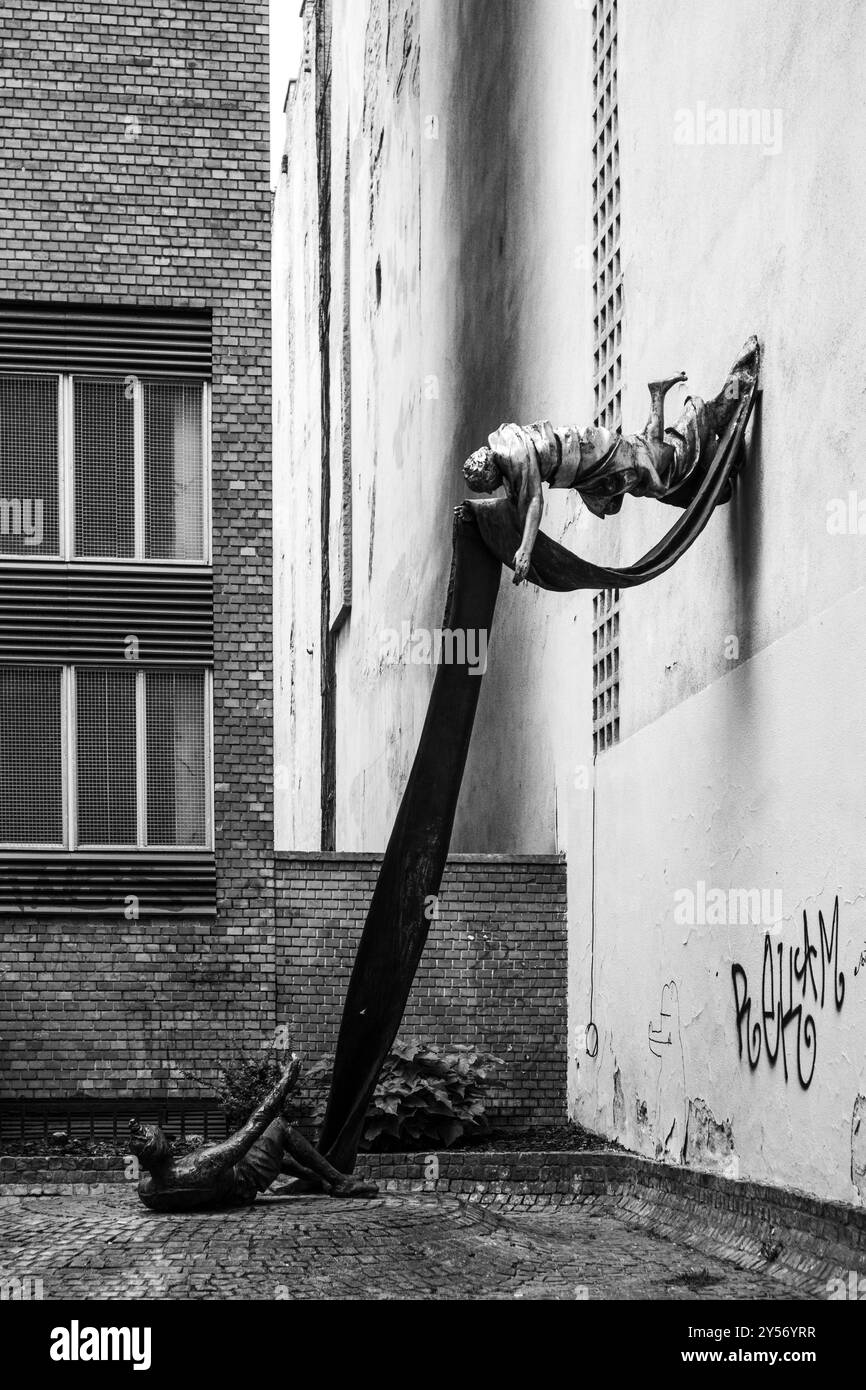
649,981,687,1163
649,980,677,1057
852,1095,866,1204
853,944,866,977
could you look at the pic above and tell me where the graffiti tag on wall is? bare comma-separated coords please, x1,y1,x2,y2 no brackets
731,896,845,1090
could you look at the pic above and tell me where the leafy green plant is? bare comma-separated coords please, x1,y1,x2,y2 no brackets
182,1046,308,1132
306,1038,503,1151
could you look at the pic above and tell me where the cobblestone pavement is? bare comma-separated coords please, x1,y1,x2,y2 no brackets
0,1187,806,1301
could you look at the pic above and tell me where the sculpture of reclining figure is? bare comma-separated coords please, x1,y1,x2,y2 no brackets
463,336,760,584
128,1058,378,1212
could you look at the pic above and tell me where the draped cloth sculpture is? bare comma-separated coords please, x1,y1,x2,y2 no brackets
317,344,760,1174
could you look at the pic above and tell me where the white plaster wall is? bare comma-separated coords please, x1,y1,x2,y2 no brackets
301,0,596,854
421,0,594,856
590,0,866,734
564,0,866,1204
273,39,323,850
325,0,428,849
570,583,866,1204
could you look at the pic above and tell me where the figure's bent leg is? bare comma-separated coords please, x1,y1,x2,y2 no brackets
279,1152,326,1184
230,1117,291,1201
645,372,688,444
283,1126,379,1197
656,339,760,508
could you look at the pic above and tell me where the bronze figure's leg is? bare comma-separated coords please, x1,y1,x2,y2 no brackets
230,1118,380,1201
645,371,688,446
659,337,761,507
280,1125,379,1197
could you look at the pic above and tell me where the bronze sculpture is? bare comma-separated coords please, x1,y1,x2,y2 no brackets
463,337,760,583
129,1059,378,1210
318,340,760,1172
129,340,761,1188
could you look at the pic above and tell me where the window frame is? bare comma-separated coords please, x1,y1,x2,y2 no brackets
0,370,212,566
0,663,213,853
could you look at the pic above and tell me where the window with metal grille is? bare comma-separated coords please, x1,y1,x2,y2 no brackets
74,377,136,559
592,588,620,755
0,666,64,845
0,665,210,849
76,667,138,846
146,670,207,847
0,374,60,557
592,0,622,431
144,381,205,561
0,371,208,563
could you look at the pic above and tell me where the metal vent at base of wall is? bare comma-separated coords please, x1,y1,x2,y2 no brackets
0,1099,228,1145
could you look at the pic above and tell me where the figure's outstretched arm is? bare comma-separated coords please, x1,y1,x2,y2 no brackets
206,1057,301,1169
514,485,543,584
485,423,545,585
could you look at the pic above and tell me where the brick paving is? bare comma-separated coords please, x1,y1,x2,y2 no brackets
0,1187,803,1301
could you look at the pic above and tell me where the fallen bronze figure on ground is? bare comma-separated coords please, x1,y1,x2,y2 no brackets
129,1059,378,1212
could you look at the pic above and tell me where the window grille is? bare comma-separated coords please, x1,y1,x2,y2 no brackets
146,670,207,846
0,665,64,845
592,588,620,755
76,667,138,846
74,377,136,559
144,381,205,561
0,665,209,849
0,373,60,557
0,371,207,563
592,0,622,431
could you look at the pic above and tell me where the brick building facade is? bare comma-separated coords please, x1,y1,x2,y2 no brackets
0,0,275,1101
0,0,568,1131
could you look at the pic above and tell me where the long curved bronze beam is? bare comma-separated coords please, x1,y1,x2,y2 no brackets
318,375,758,1172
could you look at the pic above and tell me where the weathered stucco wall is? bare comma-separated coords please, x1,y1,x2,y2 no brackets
571,584,866,1204
567,0,866,1205
420,0,593,856
330,0,427,850
273,15,322,850
275,0,594,856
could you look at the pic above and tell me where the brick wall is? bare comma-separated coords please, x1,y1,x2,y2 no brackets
276,853,568,1128
0,0,274,1095
0,7,568,1126
0,853,567,1118
0,917,272,1098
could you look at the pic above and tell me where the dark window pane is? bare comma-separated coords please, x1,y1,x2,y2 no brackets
144,381,204,561
0,374,59,556
146,671,207,846
76,668,137,845
0,666,63,844
74,377,135,558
